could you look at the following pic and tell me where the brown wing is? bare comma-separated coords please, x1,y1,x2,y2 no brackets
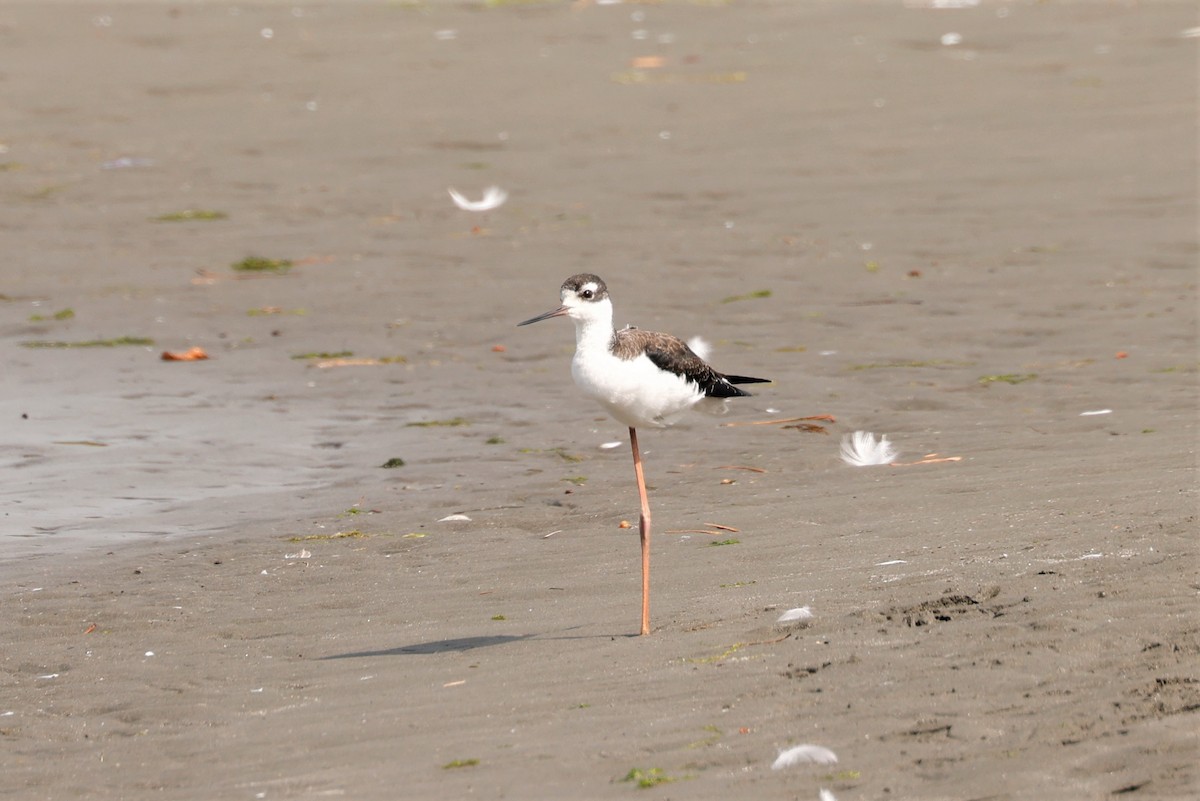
611,328,768,398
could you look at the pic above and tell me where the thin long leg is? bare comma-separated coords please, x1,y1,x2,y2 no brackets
629,427,651,636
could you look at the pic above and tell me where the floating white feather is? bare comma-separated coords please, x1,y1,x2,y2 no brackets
686,336,711,361
771,743,839,770
819,790,838,801
447,186,507,212
839,431,897,466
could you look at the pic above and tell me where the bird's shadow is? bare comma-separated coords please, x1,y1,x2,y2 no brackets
321,635,532,659
319,628,635,660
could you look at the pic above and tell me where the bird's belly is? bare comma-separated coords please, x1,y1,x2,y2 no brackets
572,353,703,429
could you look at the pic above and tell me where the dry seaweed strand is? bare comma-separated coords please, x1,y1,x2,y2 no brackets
782,423,829,434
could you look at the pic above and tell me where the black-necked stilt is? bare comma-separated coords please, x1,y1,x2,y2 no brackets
518,273,770,635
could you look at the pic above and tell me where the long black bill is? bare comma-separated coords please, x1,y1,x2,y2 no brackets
516,306,569,326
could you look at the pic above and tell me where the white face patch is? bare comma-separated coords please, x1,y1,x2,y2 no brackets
562,281,601,304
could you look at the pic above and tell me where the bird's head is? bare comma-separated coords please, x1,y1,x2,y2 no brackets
517,273,612,327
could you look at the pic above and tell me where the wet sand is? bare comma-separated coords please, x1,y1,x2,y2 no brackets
2,2,1197,798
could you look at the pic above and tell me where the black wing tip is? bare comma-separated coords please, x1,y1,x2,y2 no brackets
702,373,771,398
705,380,754,398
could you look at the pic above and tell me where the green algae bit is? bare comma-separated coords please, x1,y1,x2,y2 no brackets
850,359,973,370
29,308,75,322
231,256,292,274
979,373,1037,385
20,336,153,349
405,417,470,428
621,767,675,789
286,530,367,542
291,351,353,360
720,289,772,303
154,209,228,222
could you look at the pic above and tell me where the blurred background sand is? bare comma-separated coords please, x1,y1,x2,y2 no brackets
2,2,1196,798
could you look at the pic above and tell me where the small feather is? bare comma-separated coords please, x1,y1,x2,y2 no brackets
771,744,838,770
839,431,898,466
438,514,472,522
776,606,813,624
819,790,838,801
686,336,711,361
447,186,507,212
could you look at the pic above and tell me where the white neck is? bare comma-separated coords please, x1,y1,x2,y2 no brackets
571,297,615,353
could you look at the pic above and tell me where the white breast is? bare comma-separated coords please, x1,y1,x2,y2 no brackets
571,350,705,429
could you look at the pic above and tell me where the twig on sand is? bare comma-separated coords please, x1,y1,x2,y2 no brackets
667,522,741,535
892,454,962,466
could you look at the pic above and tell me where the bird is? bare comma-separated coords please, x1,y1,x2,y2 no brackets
518,273,770,635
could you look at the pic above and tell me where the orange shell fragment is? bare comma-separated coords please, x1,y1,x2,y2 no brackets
161,347,209,361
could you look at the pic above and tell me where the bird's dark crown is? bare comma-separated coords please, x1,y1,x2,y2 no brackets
561,273,608,301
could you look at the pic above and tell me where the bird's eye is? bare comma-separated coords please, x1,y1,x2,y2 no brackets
581,289,593,299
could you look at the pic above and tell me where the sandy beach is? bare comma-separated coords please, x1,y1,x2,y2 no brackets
2,2,1196,798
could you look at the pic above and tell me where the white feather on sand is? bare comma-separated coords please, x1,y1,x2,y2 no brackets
776,606,814,624
839,431,897,466
771,743,838,770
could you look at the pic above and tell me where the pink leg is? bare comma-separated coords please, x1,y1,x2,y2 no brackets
629,427,651,636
